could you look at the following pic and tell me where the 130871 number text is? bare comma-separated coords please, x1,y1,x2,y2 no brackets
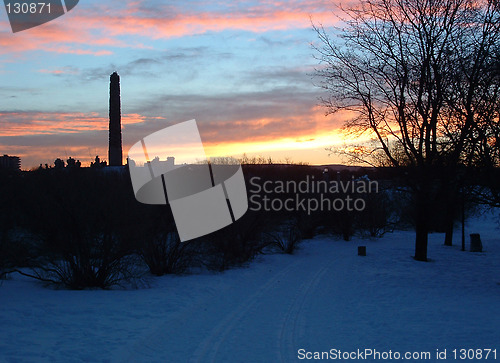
5,2,51,14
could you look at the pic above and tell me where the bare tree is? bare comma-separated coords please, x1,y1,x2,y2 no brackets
313,0,500,260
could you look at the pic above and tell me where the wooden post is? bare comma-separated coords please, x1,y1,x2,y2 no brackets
358,246,366,256
470,234,482,252
461,188,465,251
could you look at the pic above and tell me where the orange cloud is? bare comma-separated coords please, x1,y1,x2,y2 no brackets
0,105,354,168
196,105,344,145
0,111,148,137
0,19,118,56
84,9,335,40
0,1,339,55
38,67,79,74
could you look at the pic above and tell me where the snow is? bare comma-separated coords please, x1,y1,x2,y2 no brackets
1,213,499,362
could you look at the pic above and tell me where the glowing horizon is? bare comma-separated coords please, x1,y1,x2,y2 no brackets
0,0,354,170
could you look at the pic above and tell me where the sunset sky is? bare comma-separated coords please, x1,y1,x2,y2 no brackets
0,0,354,169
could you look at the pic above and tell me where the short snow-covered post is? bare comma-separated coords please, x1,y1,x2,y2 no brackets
358,246,366,256
470,234,483,252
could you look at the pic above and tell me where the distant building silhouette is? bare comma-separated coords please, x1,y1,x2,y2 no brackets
149,156,176,172
108,72,123,166
0,154,20,171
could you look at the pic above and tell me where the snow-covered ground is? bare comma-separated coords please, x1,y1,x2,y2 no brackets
1,213,499,363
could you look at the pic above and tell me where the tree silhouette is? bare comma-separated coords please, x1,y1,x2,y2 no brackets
54,158,65,169
314,0,500,260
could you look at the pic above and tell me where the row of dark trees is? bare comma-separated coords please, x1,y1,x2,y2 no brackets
1,165,417,289
314,0,500,260
37,156,107,170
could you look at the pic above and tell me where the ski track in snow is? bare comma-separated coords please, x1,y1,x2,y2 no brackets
2,213,500,363
278,261,331,363
191,261,298,363
119,249,338,363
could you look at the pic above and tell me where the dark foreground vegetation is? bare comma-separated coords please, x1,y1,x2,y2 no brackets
1,162,494,289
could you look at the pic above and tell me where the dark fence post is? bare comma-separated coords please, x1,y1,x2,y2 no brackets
470,233,482,252
358,246,366,256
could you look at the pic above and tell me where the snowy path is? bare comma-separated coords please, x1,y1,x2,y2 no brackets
121,246,338,363
118,230,500,363
1,221,499,362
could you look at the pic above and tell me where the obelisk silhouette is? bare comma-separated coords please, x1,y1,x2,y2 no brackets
108,72,122,166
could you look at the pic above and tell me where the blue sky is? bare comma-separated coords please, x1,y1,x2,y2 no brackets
0,0,350,169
